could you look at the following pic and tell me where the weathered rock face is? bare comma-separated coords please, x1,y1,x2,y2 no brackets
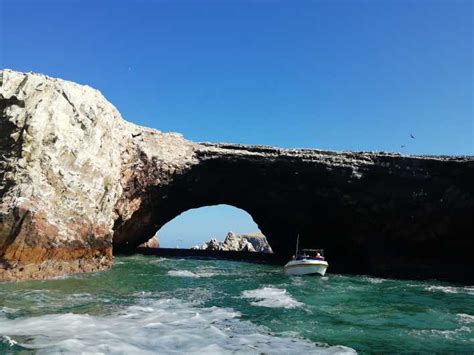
1,70,473,282
191,231,273,253
0,70,195,280
245,233,273,253
138,235,159,249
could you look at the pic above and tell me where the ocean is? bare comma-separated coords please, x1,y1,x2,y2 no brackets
0,255,473,353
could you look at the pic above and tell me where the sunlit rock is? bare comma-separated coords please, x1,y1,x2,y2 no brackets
191,232,270,252
138,234,159,249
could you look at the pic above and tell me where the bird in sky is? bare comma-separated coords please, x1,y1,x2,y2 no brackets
401,145,406,148
410,134,416,139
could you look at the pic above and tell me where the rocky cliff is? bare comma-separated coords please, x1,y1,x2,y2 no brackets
1,70,473,282
0,69,195,280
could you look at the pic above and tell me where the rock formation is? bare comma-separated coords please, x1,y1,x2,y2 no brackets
0,69,195,281
191,231,273,253
138,234,159,249
1,70,473,283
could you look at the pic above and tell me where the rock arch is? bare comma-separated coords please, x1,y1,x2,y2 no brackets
1,70,473,282
111,143,474,281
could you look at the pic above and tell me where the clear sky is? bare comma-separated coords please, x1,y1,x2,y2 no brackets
1,0,472,247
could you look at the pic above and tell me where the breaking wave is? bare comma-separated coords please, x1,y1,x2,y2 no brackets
362,277,385,284
167,269,216,278
167,270,202,278
0,298,355,354
409,326,472,341
424,285,474,295
458,313,474,324
241,287,304,309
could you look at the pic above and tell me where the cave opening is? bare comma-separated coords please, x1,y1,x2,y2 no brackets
143,204,273,253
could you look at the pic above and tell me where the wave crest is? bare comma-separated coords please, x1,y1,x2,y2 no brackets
241,287,303,309
0,298,355,354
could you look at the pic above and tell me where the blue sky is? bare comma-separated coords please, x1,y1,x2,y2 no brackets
1,0,472,247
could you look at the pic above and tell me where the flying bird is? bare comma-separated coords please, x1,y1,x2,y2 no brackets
410,134,416,139
401,145,406,148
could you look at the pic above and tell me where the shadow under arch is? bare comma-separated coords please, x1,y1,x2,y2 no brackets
110,146,473,282
112,199,281,252
111,154,391,275
111,158,300,256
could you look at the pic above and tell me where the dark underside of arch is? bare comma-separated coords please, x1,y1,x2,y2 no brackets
112,148,474,283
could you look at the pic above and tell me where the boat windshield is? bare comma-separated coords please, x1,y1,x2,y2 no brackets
295,249,325,260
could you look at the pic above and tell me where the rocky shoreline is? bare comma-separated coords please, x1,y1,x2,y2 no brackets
1,70,473,283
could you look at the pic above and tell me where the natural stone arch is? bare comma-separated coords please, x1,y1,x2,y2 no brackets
111,145,474,280
111,148,370,273
1,70,473,283
111,158,279,252
112,149,345,256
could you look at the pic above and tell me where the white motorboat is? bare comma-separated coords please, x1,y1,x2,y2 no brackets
284,236,328,276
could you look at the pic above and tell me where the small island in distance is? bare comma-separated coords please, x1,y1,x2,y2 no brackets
190,231,273,253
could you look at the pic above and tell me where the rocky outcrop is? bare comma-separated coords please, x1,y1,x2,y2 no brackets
0,69,195,281
138,235,159,249
191,232,273,253
1,70,473,283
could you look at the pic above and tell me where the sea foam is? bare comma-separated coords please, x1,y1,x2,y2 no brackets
168,269,217,278
424,285,474,296
0,307,18,315
362,277,385,284
458,313,474,324
0,298,355,354
241,287,304,309
167,270,202,278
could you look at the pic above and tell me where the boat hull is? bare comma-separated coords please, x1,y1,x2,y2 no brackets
284,260,328,276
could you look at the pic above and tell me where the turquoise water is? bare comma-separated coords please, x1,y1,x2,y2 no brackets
0,255,473,353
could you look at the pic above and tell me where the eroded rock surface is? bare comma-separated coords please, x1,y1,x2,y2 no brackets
138,235,159,249
1,70,473,282
0,69,195,280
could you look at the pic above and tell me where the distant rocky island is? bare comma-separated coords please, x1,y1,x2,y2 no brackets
191,232,273,253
